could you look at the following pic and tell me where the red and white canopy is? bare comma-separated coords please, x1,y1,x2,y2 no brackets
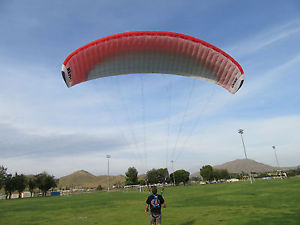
62,31,244,94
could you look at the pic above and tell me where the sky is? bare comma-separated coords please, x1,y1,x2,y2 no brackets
0,0,299,178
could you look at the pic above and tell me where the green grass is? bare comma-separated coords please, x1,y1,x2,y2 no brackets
1,178,300,225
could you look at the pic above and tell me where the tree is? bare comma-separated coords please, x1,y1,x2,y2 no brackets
200,166,229,181
0,166,7,190
219,169,230,180
212,170,221,181
139,179,146,185
191,176,201,182
287,170,296,177
146,169,159,184
146,168,169,185
96,185,103,191
35,173,58,196
14,173,27,198
125,167,138,185
4,174,16,199
230,173,243,179
28,177,37,197
157,168,169,183
200,165,214,181
170,170,190,185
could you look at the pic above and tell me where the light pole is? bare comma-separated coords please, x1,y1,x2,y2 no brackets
238,129,253,184
272,146,282,179
170,160,176,185
106,155,111,191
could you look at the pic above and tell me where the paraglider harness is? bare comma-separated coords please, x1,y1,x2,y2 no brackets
150,193,161,209
145,176,167,213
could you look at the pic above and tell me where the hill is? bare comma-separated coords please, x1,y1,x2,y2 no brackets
214,159,276,173
58,170,125,189
191,159,276,177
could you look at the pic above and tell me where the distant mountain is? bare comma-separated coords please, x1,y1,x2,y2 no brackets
58,170,97,186
213,159,276,173
190,159,277,177
58,170,125,189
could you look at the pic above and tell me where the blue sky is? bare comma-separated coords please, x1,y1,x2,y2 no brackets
0,0,299,177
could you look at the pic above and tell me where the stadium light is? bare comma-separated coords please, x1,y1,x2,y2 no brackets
170,160,176,185
272,146,282,179
106,155,111,191
238,129,253,184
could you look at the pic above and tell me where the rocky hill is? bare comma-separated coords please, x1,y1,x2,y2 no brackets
214,159,276,173
58,170,125,189
191,159,277,177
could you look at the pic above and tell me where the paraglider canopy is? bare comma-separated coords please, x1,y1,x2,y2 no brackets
62,31,244,94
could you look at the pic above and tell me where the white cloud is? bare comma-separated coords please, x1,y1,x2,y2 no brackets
227,19,300,57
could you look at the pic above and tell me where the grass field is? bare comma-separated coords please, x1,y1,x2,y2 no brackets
1,178,299,225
